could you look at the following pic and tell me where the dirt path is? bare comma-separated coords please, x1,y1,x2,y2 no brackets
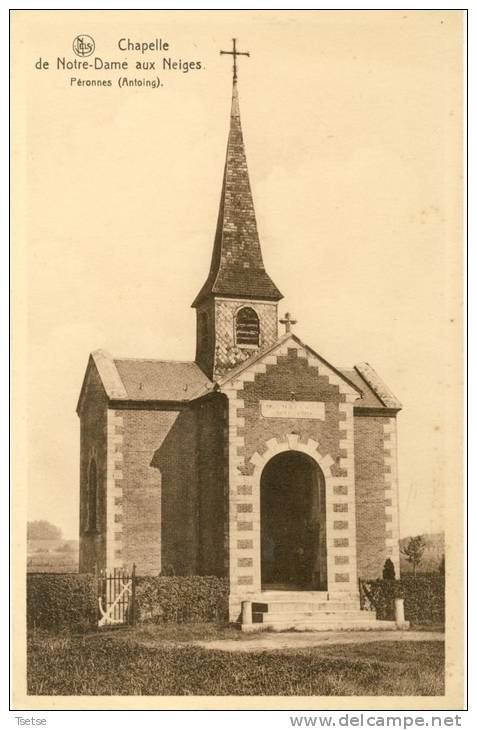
193,630,444,652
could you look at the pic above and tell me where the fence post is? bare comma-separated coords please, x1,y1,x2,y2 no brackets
94,566,98,624
241,600,252,629
394,597,409,630
130,564,137,626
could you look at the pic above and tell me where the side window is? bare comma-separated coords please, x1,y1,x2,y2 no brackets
236,307,260,346
88,459,98,532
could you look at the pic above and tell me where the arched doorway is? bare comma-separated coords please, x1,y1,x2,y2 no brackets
260,450,327,591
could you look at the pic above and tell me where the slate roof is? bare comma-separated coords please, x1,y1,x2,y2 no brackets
339,368,388,409
78,348,400,413
113,359,213,401
192,80,282,306
351,362,402,409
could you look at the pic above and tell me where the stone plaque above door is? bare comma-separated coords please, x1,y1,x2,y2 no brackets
259,400,325,420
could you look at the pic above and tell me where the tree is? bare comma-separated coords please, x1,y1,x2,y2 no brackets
27,520,62,541
401,535,426,576
55,542,76,553
382,558,396,580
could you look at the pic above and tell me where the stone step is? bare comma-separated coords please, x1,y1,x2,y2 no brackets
254,595,360,607
258,591,356,602
254,601,362,613
261,610,376,622
259,591,330,598
255,618,375,628
243,619,397,633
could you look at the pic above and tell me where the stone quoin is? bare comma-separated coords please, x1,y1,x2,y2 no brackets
77,40,403,630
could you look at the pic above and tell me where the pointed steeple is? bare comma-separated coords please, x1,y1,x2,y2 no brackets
192,78,283,307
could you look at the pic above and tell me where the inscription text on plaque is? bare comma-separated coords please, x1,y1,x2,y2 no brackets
260,400,325,420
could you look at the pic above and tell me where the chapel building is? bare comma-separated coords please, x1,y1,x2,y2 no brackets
77,59,402,626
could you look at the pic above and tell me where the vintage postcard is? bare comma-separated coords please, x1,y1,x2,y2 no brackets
11,9,464,710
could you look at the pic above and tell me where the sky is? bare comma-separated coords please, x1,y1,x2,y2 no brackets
15,10,462,540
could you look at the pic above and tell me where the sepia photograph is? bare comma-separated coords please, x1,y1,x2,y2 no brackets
11,9,464,710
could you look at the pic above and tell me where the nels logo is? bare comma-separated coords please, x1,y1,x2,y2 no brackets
72,35,95,57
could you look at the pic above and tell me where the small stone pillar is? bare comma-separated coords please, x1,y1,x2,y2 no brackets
395,597,409,630
241,600,252,627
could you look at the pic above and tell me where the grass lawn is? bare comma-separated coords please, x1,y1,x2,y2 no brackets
27,625,444,696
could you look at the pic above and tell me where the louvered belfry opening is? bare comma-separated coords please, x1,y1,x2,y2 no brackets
236,306,260,346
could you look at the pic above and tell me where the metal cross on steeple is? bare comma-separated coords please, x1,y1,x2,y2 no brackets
280,312,297,333
220,38,250,82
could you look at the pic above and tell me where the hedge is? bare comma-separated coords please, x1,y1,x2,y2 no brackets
136,576,229,624
360,573,445,625
27,573,97,632
27,572,444,630
359,578,401,620
401,574,445,624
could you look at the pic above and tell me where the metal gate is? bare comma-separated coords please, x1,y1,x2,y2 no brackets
97,565,136,627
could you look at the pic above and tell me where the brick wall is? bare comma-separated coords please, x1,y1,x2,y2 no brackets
239,348,346,473
354,415,389,580
196,394,227,576
79,363,108,572
383,417,400,576
119,406,199,576
222,341,361,616
195,297,216,377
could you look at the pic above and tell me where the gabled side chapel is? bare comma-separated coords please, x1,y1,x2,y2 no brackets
78,46,402,626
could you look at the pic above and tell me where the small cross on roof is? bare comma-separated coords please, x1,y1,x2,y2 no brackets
279,312,297,333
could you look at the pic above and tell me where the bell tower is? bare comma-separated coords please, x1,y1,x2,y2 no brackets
192,40,283,379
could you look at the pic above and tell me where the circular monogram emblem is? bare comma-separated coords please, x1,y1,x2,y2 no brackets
72,35,95,57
